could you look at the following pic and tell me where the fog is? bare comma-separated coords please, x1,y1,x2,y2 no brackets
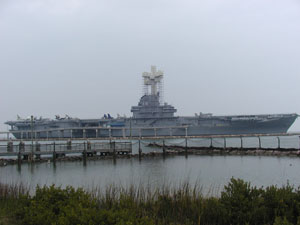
0,0,300,131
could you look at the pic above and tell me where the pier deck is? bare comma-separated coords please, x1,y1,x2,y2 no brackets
0,141,132,160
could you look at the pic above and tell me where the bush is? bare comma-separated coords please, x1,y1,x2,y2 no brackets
220,178,265,225
15,185,101,225
1,179,300,224
263,185,300,225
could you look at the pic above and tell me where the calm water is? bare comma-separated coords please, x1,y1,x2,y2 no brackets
1,155,300,195
0,136,300,195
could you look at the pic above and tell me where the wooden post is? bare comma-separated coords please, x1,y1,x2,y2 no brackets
17,149,22,167
87,141,91,151
35,142,41,160
53,142,56,163
19,141,25,153
277,137,281,149
113,141,116,158
210,137,213,148
7,141,13,152
185,137,188,154
224,137,226,149
30,116,34,162
67,140,72,151
138,139,142,157
162,139,166,156
258,136,261,149
83,142,87,163
18,142,22,166
240,136,243,149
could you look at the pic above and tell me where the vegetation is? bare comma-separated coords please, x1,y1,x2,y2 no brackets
1,178,300,224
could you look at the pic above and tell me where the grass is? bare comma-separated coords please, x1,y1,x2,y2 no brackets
0,179,300,224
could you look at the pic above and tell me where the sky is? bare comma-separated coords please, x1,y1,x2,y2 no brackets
0,0,300,131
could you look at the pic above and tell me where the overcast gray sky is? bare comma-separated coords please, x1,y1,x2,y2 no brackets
0,0,300,131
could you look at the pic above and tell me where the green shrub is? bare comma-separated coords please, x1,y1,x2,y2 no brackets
273,216,293,225
1,179,300,224
220,178,265,225
263,184,300,225
201,197,227,225
15,185,101,225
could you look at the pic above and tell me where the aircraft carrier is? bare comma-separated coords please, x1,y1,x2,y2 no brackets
5,66,298,139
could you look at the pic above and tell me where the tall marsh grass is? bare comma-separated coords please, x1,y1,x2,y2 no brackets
0,179,300,224
0,182,29,200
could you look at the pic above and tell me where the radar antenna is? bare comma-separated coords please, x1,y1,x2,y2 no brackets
142,65,164,104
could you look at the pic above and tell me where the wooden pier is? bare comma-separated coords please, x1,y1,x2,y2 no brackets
1,127,300,165
0,141,132,163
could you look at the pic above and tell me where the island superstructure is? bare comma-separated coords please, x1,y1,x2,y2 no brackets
5,66,298,139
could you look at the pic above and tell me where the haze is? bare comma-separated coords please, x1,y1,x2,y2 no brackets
0,0,300,131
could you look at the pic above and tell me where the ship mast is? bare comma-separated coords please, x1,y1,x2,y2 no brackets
142,65,164,104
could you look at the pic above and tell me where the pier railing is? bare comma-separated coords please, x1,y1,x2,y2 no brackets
0,141,132,161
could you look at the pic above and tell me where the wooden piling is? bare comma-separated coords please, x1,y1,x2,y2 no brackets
23,154,29,161
210,137,213,148
7,141,13,152
112,141,116,158
53,142,56,163
35,142,41,160
19,141,25,153
138,139,142,157
258,136,261,149
162,139,166,156
240,136,243,149
277,137,281,149
17,148,22,166
224,138,226,149
87,141,91,151
67,140,72,150
83,142,87,161
185,137,188,154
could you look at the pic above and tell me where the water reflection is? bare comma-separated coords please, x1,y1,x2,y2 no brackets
1,155,300,195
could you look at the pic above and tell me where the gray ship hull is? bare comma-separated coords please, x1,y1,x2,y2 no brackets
8,114,297,139
4,66,298,139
